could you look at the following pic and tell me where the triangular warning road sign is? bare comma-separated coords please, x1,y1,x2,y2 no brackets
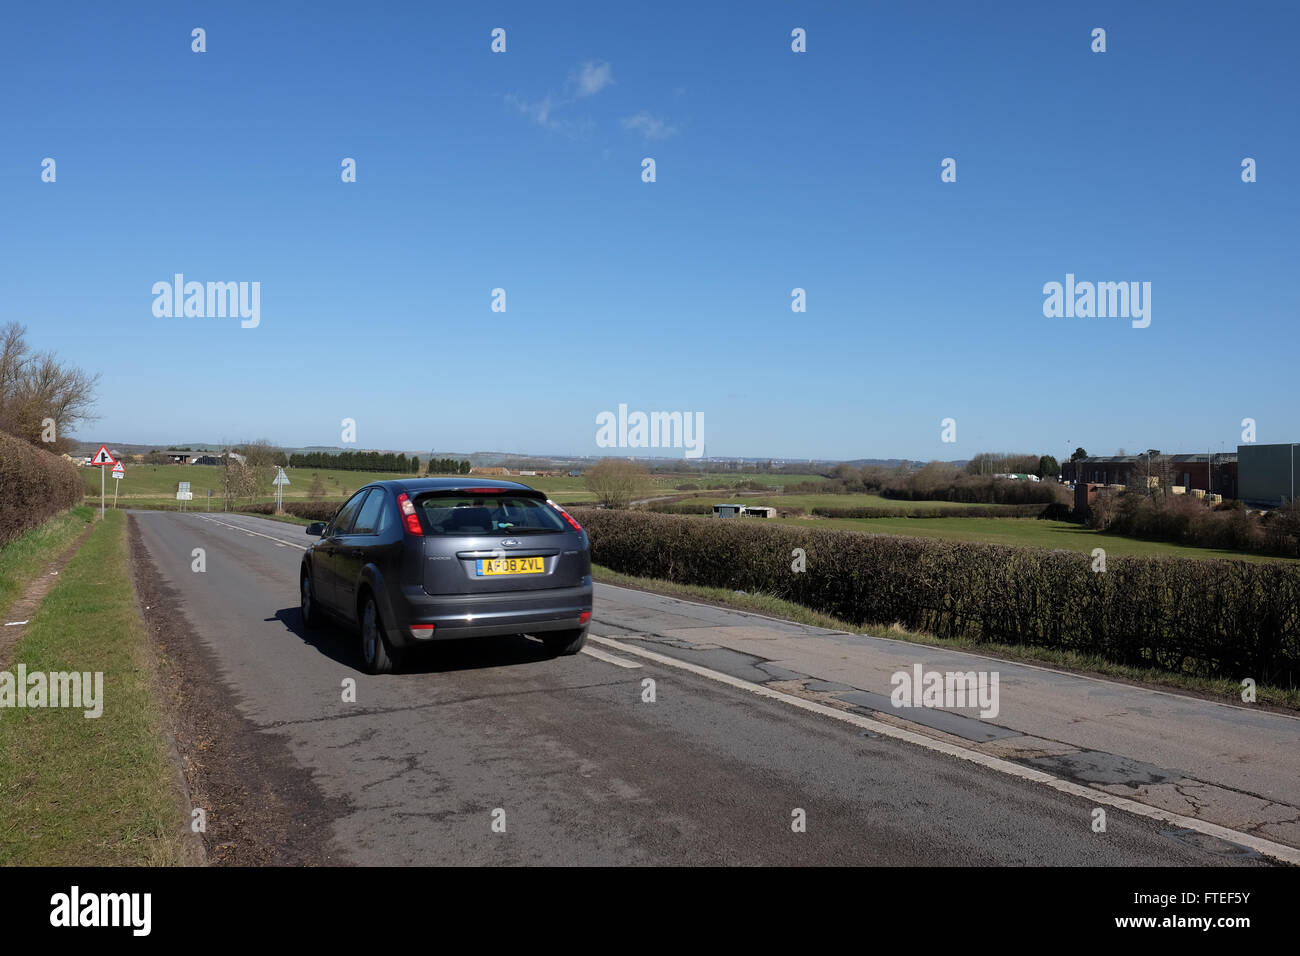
112,462,125,476
91,445,116,466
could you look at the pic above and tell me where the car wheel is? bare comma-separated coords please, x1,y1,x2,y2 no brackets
542,627,587,656
359,594,398,674
301,570,319,628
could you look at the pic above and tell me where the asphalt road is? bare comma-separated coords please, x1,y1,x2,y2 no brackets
129,509,1284,866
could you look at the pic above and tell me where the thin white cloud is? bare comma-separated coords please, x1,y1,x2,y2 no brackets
621,112,678,140
575,61,614,97
505,92,564,131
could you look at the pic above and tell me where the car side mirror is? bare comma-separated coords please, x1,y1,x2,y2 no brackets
307,522,327,536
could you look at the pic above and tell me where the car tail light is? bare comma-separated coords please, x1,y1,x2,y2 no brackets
579,611,592,625
397,493,423,535
408,624,435,638
547,499,583,533
464,488,505,494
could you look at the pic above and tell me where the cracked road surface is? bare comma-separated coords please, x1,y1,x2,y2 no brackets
129,510,1293,865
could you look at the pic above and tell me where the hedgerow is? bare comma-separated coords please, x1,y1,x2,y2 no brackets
572,508,1299,685
0,432,82,546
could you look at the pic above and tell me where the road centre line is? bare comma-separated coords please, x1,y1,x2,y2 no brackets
197,515,308,551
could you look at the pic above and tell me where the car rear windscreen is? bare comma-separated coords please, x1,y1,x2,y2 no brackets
414,493,569,535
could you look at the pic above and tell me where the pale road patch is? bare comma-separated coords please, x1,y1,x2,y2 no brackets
589,633,1300,866
580,646,642,669
593,582,1295,722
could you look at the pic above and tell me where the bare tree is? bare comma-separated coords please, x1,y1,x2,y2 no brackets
220,456,256,510
584,458,650,509
0,322,99,450
239,439,283,501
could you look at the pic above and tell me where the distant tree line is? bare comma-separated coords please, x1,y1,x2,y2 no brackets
787,457,1069,506
288,450,415,472
427,458,471,475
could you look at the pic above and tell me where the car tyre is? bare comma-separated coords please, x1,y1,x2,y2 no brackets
301,569,320,629
360,593,400,674
542,627,588,656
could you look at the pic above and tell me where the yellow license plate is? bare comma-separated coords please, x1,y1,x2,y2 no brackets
477,556,545,576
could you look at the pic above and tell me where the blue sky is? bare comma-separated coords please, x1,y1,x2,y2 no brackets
3,1,1296,462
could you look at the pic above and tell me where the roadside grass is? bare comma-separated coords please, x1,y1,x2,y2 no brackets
0,505,94,621
0,510,193,865
590,563,1300,711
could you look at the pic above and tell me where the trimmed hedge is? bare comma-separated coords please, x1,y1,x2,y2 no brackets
572,508,1300,686
0,432,83,546
646,502,719,515
239,501,343,521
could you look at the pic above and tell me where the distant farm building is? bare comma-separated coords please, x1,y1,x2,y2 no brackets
712,504,776,519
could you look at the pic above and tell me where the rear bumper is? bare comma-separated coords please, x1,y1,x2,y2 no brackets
388,580,593,646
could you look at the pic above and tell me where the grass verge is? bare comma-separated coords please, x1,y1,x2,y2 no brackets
0,505,94,621
0,509,194,865
591,563,1300,712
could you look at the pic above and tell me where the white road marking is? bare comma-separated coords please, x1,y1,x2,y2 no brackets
4,621,27,626
589,633,1300,865
197,516,308,551
581,646,642,669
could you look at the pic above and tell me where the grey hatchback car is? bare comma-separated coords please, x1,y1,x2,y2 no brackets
299,478,593,673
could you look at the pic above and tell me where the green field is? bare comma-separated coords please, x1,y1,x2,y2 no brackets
84,465,826,510
651,472,824,489
764,513,1293,563
660,492,1023,513
85,464,419,502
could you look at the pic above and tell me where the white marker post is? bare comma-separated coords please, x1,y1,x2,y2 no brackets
111,460,125,508
90,445,116,519
272,466,290,513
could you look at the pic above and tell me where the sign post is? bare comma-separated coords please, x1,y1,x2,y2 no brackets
177,481,192,512
90,445,116,519
272,467,290,513
111,461,125,508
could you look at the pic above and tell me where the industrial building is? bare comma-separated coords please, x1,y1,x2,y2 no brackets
1060,453,1237,496
1238,443,1299,507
